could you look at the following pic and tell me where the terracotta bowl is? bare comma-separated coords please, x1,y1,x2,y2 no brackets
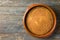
23,4,56,38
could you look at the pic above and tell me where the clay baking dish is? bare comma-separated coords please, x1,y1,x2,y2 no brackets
23,4,56,38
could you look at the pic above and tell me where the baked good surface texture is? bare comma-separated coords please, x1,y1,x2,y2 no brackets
26,7,53,35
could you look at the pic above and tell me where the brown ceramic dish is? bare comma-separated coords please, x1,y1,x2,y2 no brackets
23,4,56,38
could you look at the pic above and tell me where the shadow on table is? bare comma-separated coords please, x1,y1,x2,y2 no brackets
52,4,60,34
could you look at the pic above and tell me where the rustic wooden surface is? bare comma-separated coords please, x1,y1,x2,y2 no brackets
0,0,60,40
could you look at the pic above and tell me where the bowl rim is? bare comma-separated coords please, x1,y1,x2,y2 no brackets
23,4,56,38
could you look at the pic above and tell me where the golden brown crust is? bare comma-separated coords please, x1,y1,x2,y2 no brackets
26,7,53,35
23,4,56,38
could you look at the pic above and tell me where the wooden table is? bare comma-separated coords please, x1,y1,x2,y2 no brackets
0,0,60,40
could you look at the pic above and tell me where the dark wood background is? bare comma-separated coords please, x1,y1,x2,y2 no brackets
0,0,60,40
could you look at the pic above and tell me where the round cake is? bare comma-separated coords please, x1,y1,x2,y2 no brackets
26,7,53,35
